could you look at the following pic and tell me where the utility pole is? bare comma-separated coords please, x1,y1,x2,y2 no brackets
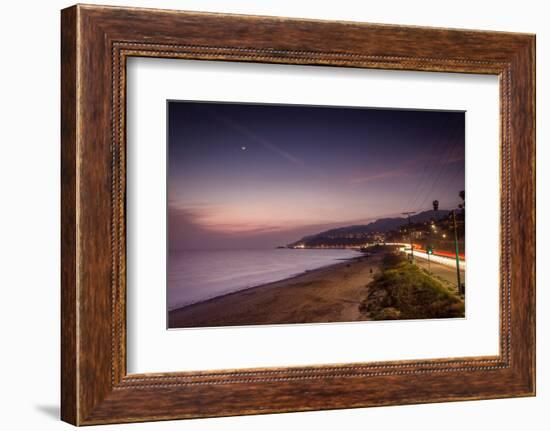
402,212,416,262
451,210,463,294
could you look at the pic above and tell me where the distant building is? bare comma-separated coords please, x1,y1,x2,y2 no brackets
411,230,423,239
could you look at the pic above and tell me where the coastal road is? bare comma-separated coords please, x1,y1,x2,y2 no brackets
414,256,465,291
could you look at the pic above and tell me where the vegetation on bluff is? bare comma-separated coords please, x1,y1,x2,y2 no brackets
359,253,464,320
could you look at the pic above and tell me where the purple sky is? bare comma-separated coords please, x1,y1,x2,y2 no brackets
168,101,465,250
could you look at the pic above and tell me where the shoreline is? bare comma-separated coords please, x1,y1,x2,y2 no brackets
168,254,364,311
169,254,381,328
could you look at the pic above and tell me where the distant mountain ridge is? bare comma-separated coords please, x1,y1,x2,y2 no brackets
289,210,451,247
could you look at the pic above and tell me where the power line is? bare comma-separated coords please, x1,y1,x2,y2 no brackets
409,146,456,212
412,136,463,213
403,120,463,212
401,139,440,211
406,120,464,213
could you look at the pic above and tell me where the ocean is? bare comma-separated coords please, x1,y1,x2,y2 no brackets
168,248,360,310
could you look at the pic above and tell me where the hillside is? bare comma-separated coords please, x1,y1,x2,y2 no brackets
289,210,451,247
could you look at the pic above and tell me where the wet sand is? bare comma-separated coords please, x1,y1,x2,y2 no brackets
168,254,381,328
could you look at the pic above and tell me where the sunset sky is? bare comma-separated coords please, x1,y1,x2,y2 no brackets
168,101,465,250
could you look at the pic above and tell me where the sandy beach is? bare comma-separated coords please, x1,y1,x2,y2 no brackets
169,254,381,328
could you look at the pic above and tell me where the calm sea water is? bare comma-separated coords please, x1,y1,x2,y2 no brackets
168,249,360,310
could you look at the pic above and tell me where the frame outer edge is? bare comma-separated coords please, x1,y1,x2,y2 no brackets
531,35,536,396
502,35,536,396
61,5,79,426
527,35,536,395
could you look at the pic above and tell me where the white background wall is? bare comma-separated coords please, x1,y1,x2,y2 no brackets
0,1,546,429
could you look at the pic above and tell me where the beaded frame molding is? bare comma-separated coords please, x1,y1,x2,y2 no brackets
61,4,535,425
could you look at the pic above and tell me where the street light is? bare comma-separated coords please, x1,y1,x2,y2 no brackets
402,211,416,262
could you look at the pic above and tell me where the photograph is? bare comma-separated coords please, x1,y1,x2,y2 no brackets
167,101,466,328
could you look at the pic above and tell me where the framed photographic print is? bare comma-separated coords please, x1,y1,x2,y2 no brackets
61,4,535,425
